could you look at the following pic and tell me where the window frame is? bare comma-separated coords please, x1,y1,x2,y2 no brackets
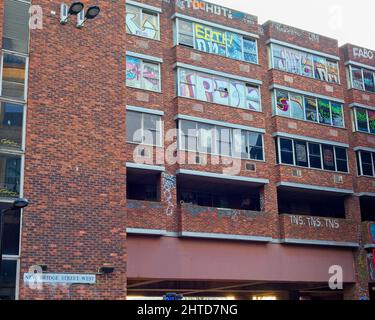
276,137,349,173
353,106,375,135
126,55,161,93
270,43,340,85
175,18,258,65
126,110,163,147
125,4,160,41
273,89,345,128
349,64,375,93
357,150,375,177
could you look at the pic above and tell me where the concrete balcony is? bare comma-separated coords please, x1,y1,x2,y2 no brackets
179,203,275,242
279,214,359,248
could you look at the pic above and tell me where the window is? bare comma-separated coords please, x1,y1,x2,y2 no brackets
178,68,261,111
125,4,160,40
0,260,17,300
0,154,21,198
349,65,375,93
126,56,160,92
357,151,375,177
1,53,27,100
126,169,161,202
279,138,294,165
274,90,344,128
308,143,322,169
271,44,339,84
175,19,258,64
126,111,162,146
276,137,348,173
1,202,21,255
0,102,24,150
3,0,31,54
354,107,375,134
179,120,264,161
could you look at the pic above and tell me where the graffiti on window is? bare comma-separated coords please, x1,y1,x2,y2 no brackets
126,5,159,40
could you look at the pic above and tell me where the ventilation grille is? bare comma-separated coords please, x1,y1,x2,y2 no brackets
334,175,343,184
245,162,256,172
291,169,302,177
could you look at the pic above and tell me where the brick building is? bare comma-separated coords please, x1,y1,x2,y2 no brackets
0,0,374,300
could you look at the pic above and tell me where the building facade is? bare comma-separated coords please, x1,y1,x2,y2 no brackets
0,0,374,300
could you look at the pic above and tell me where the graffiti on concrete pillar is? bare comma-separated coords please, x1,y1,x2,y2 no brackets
370,223,375,243
367,252,375,282
163,173,176,216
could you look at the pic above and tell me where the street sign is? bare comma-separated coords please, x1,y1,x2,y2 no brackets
24,273,96,285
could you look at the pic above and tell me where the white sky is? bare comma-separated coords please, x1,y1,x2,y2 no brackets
206,0,375,49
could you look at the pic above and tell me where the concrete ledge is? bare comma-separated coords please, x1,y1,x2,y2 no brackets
281,238,359,248
126,228,167,236
364,244,375,249
180,231,273,243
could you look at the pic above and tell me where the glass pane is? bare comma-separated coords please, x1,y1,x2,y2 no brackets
290,94,304,120
284,48,301,75
305,97,318,122
196,73,214,103
318,99,332,125
142,10,159,40
179,69,196,98
1,53,26,100
327,61,339,84
181,121,197,151
322,145,335,171
351,67,364,90
126,111,142,143
363,70,375,92
280,138,294,165
0,260,17,300
0,154,21,198
368,110,375,134
276,90,290,117
213,77,229,106
229,82,246,108
125,5,141,35
301,53,314,78
226,32,242,60
142,62,160,91
335,147,348,173
314,56,328,81
243,39,257,63
1,202,21,255
126,56,142,89
308,143,322,169
194,24,226,56
178,20,194,47
0,102,23,150
246,85,260,111
198,124,214,153
331,102,344,128
3,0,30,54
272,45,286,71
294,141,308,167
216,127,231,156
248,133,263,161
143,114,160,146
356,108,369,132
360,152,374,176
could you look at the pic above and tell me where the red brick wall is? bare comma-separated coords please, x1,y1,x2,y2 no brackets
20,1,127,300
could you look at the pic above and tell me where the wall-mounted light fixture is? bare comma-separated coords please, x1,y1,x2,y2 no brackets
60,2,100,27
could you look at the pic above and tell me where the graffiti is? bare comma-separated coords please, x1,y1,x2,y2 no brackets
175,0,257,25
126,56,141,88
179,69,260,111
126,5,159,39
272,22,319,43
318,99,331,125
184,203,262,221
370,223,375,243
290,94,304,120
353,47,374,60
126,57,160,92
367,252,375,282
276,91,289,113
272,44,339,84
163,173,176,216
289,215,340,229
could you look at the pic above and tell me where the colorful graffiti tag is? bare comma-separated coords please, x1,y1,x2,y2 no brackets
126,56,142,89
179,69,260,111
370,223,375,243
126,4,159,40
126,56,160,91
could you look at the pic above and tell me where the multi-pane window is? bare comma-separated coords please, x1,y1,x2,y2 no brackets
126,56,161,92
270,44,340,84
125,4,160,40
353,107,375,134
126,111,162,146
276,137,348,173
357,150,375,177
1,52,27,101
2,0,31,54
348,65,375,93
274,90,344,128
176,19,258,64
178,68,261,111
179,120,264,161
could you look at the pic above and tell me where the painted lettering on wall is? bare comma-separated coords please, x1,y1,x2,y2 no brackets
272,22,320,43
289,215,340,229
175,0,257,25
353,47,374,60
